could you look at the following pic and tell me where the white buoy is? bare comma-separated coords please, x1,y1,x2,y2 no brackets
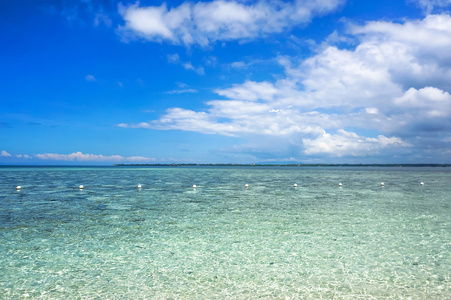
338,183,342,187
294,183,298,187
245,184,249,188
381,182,385,187
79,185,84,189
420,182,424,186
193,184,197,188
16,186,22,190
138,184,142,189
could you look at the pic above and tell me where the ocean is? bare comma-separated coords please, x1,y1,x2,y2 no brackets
0,166,450,299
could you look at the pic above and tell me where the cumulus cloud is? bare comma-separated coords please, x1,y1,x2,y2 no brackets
350,14,451,59
394,87,451,117
117,0,345,46
35,152,154,162
303,130,410,157
349,14,451,91
119,13,451,161
1,150,12,157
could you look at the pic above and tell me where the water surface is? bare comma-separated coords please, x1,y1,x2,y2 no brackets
1,166,450,299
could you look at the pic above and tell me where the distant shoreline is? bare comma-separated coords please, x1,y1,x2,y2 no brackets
1,163,450,168
114,163,451,167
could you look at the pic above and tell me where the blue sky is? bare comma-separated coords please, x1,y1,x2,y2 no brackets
1,0,451,165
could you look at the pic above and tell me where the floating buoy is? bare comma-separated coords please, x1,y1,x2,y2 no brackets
338,183,342,187
381,182,385,187
16,186,22,190
137,184,142,189
193,185,197,188
79,185,84,189
420,182,424,186
245,184,249,188
294,183,298,187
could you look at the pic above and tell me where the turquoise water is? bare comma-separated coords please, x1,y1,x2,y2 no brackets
0,166,450,299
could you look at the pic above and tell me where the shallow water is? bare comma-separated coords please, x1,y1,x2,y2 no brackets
0,166,450,299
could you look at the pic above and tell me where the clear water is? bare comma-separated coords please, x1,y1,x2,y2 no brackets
0,166,450,299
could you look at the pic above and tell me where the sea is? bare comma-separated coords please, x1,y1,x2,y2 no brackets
0,166,450,299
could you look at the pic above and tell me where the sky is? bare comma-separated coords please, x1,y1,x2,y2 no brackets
1,0,451,165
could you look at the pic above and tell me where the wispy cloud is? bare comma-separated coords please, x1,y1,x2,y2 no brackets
185,62,205,75
167,53,205,74
230,61,248,69
117,0,345,46
45,0,115,27
85,74,97,82
411,0,451,13
228,58,268,69
167,53,180,64
164,82,198,94
34,151,155,162
165,89,198,94
94,11,112,27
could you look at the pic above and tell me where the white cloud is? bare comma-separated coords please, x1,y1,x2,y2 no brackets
167,53,205,75
165,82,198,94
85,74,96,81
303,130,410,157
215,81,278,101
394,87,451,117
119,14,451,160
350,14,451,59
125,156,155,162
35,152,154,162
53,0,115,27
228,58,267,69
411,0,451,13
183,62,205,75
118,0,345,46
165,89,198,94
366,107,379,114
120,3,176,40
183,62,195,70
119,108,235,135
167,53,180,64
94,12,112,27
348,14,451,92
230,61,247,69
1,150,12,157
